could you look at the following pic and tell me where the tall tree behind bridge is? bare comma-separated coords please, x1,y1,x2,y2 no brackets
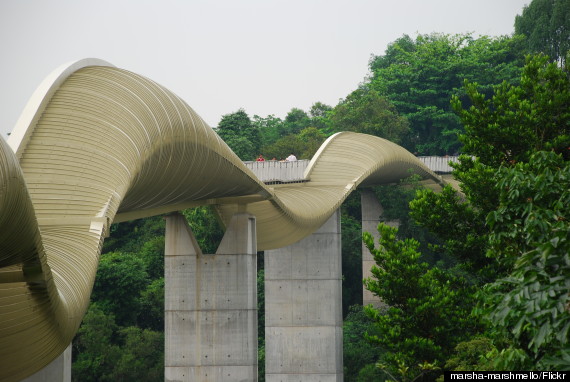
369,33,526,155
215,109,261,160
515,0,570,67
328,88,410,145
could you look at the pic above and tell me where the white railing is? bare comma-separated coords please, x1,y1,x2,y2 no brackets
244,156,458,184
243,160,310,183
417,156,459,173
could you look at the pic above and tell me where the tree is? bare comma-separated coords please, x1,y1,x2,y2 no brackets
409,54,570,279
104,216,165,254
372,175,444,265
283,107,311,135
110,327,164,381
309,101,333,131
182,206,224,254
252,114,284,148
515,0,570,67
343,305,384,382
72,304,121,382
410,185,492,278
138,278,164,332
73,304,163,382
262,134,303,160
369,33,526,154
452,54,570,167
216,109,260,160
329,88,410,144
309,101,332,119
483,151,570,370
407,54,570,369
262,126,326,160
297,126,327,158
76,215,168,379
443,337,496,371
221,133,257,160
252,105,332,156
138,236,164,279
363,224,478,381
91,251,150,326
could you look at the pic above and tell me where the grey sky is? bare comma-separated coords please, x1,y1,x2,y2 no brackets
0,0,529,137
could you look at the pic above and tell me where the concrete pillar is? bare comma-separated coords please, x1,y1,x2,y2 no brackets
165,212,258,382
22,345,71,382
361,189,398,309
265,209,343,382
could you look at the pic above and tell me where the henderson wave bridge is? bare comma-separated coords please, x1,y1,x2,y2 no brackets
0,59,457,382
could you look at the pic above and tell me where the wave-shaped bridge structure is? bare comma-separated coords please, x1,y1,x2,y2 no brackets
0,59,443,381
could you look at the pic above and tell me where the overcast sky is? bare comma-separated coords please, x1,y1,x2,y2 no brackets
0,0,529,137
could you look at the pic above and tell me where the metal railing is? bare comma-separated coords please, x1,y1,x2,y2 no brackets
244,156,458,184
417,156,459,174
243,160,310,184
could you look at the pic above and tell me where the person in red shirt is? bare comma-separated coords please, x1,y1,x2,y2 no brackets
256,154,265,161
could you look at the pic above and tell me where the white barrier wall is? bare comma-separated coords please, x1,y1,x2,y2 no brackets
244,160,310,183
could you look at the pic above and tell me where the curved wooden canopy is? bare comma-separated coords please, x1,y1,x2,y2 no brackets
0,59,443,380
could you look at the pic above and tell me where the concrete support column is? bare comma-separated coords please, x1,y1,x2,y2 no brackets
165,212,258,382
22,345,71,382
265,209,343,382
361,189,398,309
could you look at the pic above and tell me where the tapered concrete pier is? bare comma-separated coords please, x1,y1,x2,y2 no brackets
165,212,258,382
264,210,343,382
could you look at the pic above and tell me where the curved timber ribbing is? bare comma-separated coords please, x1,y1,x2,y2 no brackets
0,59,443,381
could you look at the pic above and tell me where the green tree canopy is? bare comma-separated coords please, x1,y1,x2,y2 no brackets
363,224,478,381
104,216,165,254
138,278,164,332
452,54,570,167
262,126,326,160
309,101,333,131
406,55,570,370
329,88,409,145
369,33,526,154
182,206,224,254
483,151,570,369
72,304,121,382
138,236,164,280
252,114,284,148
73,304,163,382
408,55,570,282
343,305,384,382
91,251,150,326
515,0,570,66
283,107,312,135
216,109,261,160
110,327,164,381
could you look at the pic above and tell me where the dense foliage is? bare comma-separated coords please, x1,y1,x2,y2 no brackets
72,216,166,381
328,88,410,144
215,109,261,160
362,53,569,380
369,33,526,155
484,152,570,369
363,224,479,381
